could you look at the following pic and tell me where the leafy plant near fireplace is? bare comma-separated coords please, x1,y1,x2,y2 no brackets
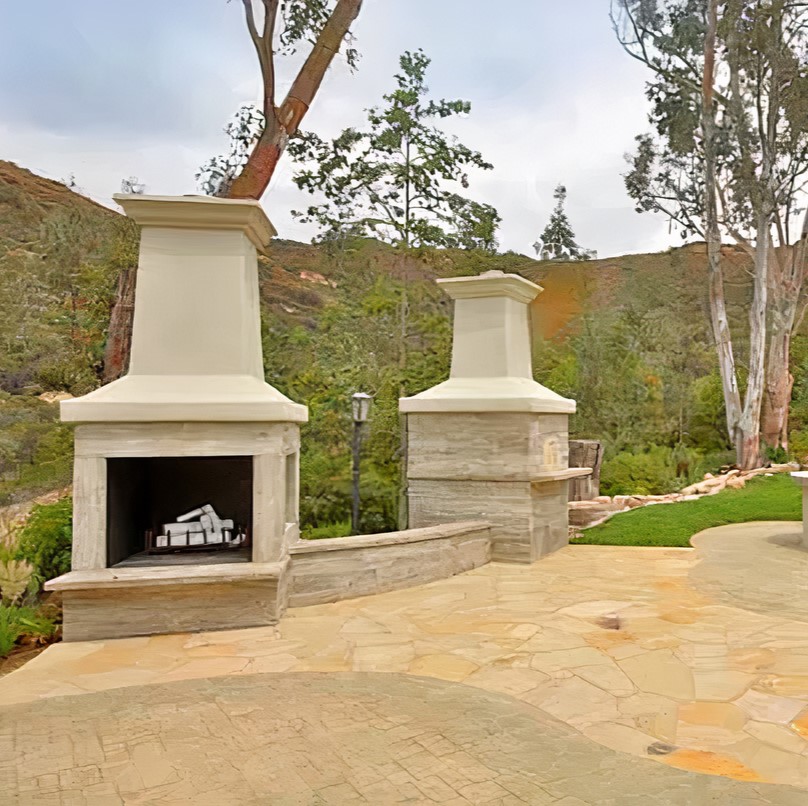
0,604,57,658
0,498,68,658
16,497,73,585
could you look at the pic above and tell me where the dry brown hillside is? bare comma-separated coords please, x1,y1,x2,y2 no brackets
526,243,755,342
0,159,756,351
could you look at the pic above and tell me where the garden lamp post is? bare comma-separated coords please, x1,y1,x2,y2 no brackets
351,392,372,534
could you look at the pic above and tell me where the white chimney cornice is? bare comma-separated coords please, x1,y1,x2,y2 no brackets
113,194,276,253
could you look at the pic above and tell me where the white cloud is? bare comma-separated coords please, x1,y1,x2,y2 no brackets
0,0,677,257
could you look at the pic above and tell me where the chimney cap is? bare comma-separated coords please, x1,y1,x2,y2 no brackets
113,194,276,252
437,271,542,304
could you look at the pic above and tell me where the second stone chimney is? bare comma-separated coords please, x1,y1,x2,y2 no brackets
400,270,584,563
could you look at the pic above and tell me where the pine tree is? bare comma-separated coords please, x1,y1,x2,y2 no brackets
534,184,594,261
289,50,499,251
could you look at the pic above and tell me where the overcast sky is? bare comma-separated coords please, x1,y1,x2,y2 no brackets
0,0,679,258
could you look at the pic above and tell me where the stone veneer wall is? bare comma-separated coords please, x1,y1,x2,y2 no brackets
287,522,491,607
406,413,570,563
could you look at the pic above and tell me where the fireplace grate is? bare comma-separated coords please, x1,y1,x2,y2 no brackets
145,526,252,555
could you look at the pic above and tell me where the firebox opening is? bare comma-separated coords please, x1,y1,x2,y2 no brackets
107,456,253,567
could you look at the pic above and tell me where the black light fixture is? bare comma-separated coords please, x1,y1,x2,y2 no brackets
351,392,373,534
351,392,372,424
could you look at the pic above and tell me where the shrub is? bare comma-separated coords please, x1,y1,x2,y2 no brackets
0,604,57,657
16,498,72,585
35,356,98,397
790,429,808,465
304,521,352,540
601,446,680,496
763,443,789,465
0,613,20,657
690,373,731,451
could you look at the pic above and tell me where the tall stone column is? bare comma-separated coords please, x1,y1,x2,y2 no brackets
400,271,585,563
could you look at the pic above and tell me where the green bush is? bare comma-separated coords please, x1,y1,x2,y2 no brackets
764,443,789,465
599,444,736,497
690,373,731,451
790,429,808,464
303,521,352,540
35,356,99,397
0,604,57,657
16,497,72,585
601,446,681,496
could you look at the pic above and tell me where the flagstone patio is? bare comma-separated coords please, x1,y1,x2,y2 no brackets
2,521,808,803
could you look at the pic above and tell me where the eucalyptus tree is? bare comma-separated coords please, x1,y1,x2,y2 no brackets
198,0,363,198
613,0,808,467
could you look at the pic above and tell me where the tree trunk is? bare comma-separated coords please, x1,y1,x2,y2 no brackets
227,119,287,201
708,245,742,443
103,267,136,383
736,222,770,469
702,0,743,450
762,309,794,450
227,0,363,200
762,210,808,451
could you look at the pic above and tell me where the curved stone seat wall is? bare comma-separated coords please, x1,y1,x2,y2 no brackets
287,521,491,607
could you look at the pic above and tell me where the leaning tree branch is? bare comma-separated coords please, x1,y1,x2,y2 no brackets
260,0,279,115
242,0,261,45
241,0,279,119
277,0,363,137
228,0,362,200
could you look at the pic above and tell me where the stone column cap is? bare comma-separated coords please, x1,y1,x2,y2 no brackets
400,376,575,414
113,194,276,252
437,271,543,304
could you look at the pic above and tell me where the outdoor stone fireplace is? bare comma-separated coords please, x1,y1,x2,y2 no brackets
400,271,588,563
47,195,307,641
45,197,584,641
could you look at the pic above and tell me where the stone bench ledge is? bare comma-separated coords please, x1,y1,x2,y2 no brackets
532,467,592,482
407,468,592,483
45,560,287,592
289,521,491,556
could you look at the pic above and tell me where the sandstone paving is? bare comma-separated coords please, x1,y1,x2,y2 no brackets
1,522,808,795
1,673,805,805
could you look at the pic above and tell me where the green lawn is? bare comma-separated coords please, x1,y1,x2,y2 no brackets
575,473,801,548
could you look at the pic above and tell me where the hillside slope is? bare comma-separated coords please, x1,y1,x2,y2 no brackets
0,159,754,358
527,242,755,344
0,161,766,521
0,161,116,252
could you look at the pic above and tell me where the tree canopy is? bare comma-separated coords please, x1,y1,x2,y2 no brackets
613,0,808,467
289,50,501,251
